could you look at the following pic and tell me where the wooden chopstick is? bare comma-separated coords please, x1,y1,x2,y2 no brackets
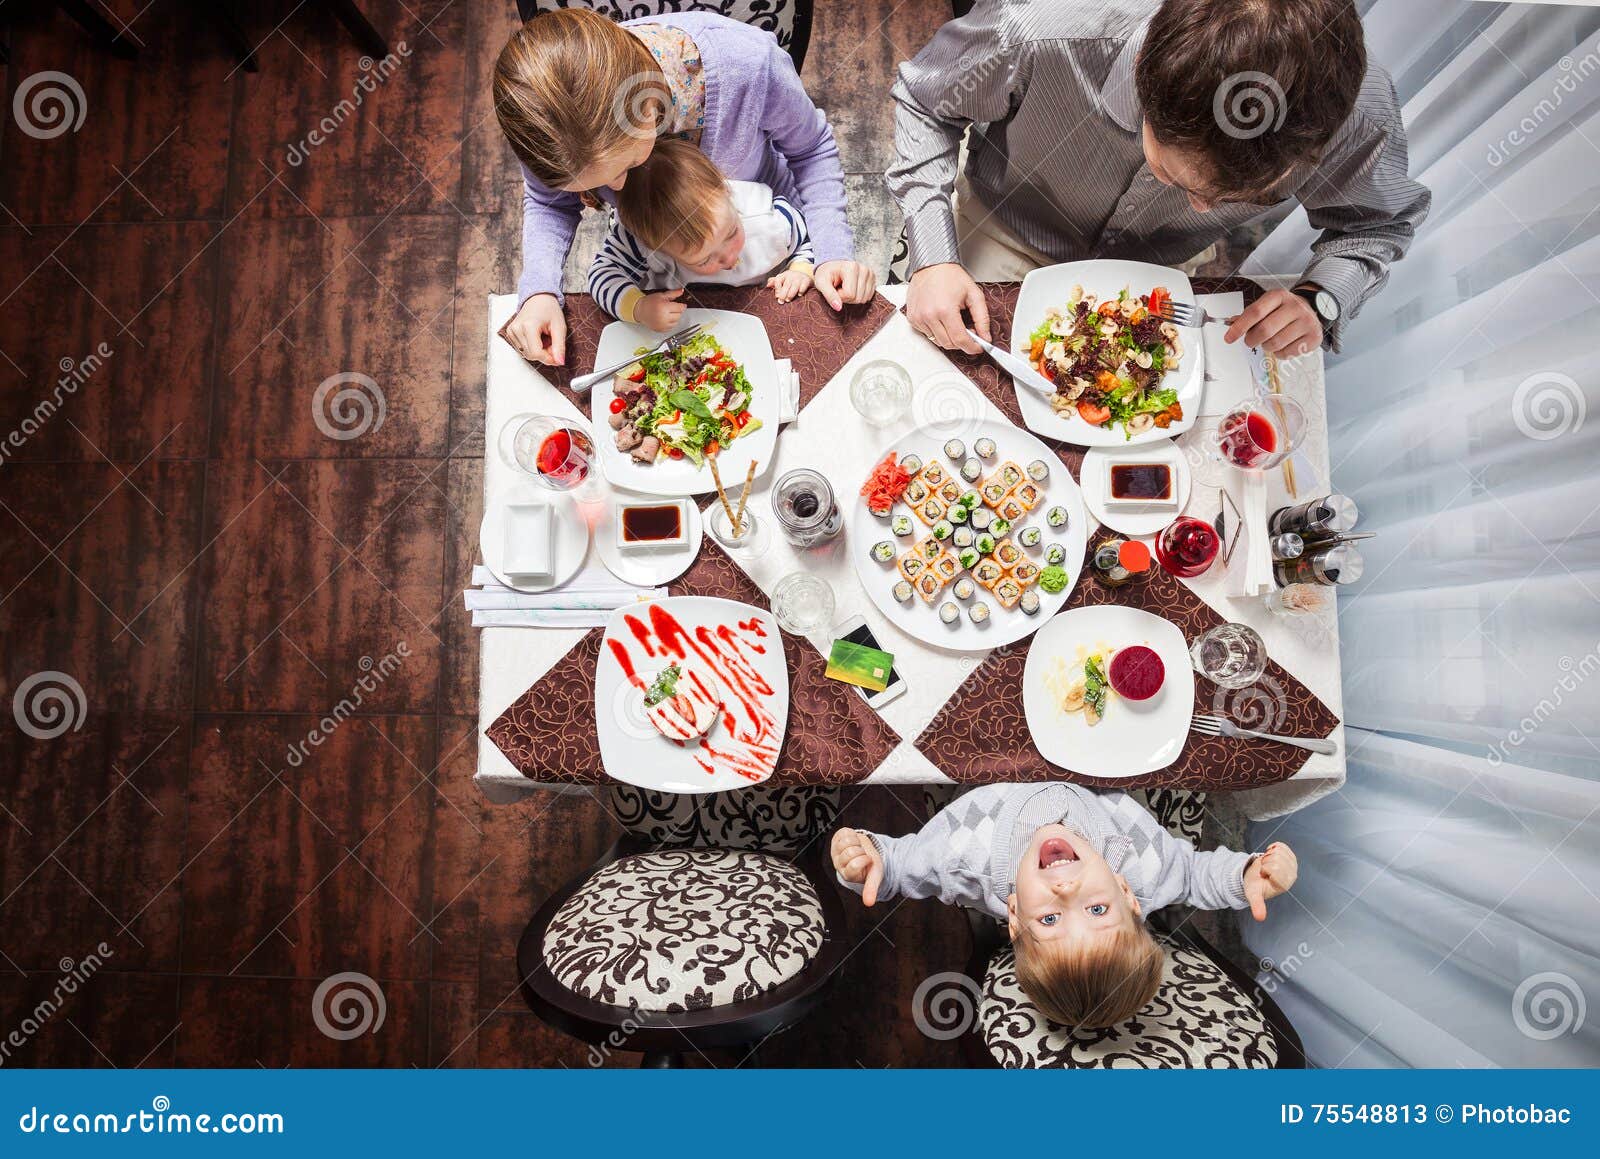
1265,353,1299,499
708,456,738,534
732,460,758,536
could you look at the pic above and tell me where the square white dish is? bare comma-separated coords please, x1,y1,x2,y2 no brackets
502,500,553,577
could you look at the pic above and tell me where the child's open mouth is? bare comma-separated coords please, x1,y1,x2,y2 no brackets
1039,835,1079,870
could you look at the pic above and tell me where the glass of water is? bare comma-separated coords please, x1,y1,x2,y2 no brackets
1189,622,1268,689
849,359,913,425
770,571,836,635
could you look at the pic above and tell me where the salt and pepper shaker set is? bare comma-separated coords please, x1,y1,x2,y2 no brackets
1267,494,1371,587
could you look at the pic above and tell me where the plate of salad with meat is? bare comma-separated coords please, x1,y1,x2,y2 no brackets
1010,260,1204,447
591,310,778,497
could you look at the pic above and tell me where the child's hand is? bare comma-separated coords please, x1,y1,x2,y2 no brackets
1244,841,1298,921
813,260,878,310
636,288,687,332
766,267,812,304
831,827,884,906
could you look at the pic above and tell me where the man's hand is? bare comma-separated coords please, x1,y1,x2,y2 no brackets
1223,289,1322,357
635,287,687,332
767,266,813,304
830,827,884,906
1244,841,1298,921
905,262,990,354
813,260,877,310
499,293,567,367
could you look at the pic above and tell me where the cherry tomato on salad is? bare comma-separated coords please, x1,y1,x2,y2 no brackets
1147,287,1170,317
608,397,627,414
626,367,646,383
1077,399,1112,426
667,447,684,459
731,410,752,431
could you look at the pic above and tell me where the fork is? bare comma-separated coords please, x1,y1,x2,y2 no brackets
1153,299,1224,329
569,323,703,394
1191,714,1337,755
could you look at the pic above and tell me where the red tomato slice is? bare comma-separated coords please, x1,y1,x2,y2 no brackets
705,440,720,456
608,397,627,414
1077,400,1112,426
667,447,684,459
626,367,646,382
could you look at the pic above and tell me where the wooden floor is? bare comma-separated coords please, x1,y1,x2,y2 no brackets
0,0,987,1067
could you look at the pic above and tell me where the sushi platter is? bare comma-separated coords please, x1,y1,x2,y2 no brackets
849,418,1088,652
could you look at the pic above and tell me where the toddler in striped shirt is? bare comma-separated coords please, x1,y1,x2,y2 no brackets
587,138,817,331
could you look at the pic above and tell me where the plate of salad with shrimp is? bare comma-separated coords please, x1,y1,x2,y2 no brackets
1010,260,1204,447
591,309,779,497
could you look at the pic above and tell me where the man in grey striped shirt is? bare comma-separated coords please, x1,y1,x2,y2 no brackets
889,0,1430,355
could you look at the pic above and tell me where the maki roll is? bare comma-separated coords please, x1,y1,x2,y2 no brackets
997,498,1027,523
953,525,975,548
917,536,944,562
897,554,927,581
891,514,914,537
932,519,954,541
990,517,1012,539
952,577,975,601
968,601,991,625
994,538,1023,568
938,478,965,505
969,508,994,532
1046,504,1070,528
899,453,923,475
903,478,930,506
893,580,914,603
1009,561,1041,586
994,578,1023,609
974,436,997,459
975,531,997,555
960,490,982,511
916,571,945,603
1010,482,1041,512
960,457,983,482
972,559,1004,590
1044,543,1067,566
916,496,948,526
1026,459,1050,483
939,602,960,625
871,540,896,563
957,546,981,571
997,461,1025,489
918,461,947,487
1018,525,1042,548
1019,590,1042,616
947,503,969,525
933,554,962,581
980,480,1010,507
943,438,966,461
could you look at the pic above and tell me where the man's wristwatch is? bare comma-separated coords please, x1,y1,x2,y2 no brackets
1293,283,1340,325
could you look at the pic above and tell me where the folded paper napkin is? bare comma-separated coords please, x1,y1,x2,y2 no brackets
1197,292,1251,414
466,564,661,628
776,357,800,423
1230,471,1276,598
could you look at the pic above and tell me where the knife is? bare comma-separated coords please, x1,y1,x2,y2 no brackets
964,329,1057,396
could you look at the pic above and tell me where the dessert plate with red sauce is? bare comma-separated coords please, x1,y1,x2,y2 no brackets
1022,605,1194,777
595,596,790,793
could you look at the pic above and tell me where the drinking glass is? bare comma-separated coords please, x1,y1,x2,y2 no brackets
1155,516,1220,578
707,504,771,564
500,413,595,491
1211,398,1305,471
848,359,913,425
771,571,836,635
772,468,843,547
1189,623,1268,688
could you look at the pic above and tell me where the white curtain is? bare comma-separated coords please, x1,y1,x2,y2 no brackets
1239,0,1600,1067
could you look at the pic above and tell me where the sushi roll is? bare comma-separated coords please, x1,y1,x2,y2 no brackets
916,536,944,562
953,577,976,601
897,554,927,581
953,525,975,548
891,514,914,537
960,489,982,510
915,496,948,526
957,546,981,571
871,503,892,519
903,478,930,506
980,480,1010,508
997,461,1025,489
994,538,1023,568
960,457,983,482
975,531,997,555
899,453,923,475
994,578,1023,609
1026,459,1050,483
968,601,991,625
933,554,961,581
938,478,965,505
1046,505,1070,528
947,503,969,525
1019,590,1042,616
969,508,994,532
918,461,947,487
893,580,914,603
943,438,966,461
974,436,997,460
1011,482,1041,512
1018,525,1042,549
916,571,945,603
1044,543,1067,566
871,540,896,563
972,559,1004,590
931,519,954,541
997,497,1027,524
990,517,1012,539
939,602,960,625
1009,561,1041,587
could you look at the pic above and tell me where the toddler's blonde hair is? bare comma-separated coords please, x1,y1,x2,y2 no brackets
493,8,668,188
615,137,731,256
1012,921,1167,1030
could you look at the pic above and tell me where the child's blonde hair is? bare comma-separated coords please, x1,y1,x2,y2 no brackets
493,8,668,187
1013,922,1167,1030
615,138,731,257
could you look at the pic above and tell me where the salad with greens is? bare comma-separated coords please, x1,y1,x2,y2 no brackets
608,333,762,468
1026,285,1185,438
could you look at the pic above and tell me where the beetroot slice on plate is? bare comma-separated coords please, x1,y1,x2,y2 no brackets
1108,645,1165,701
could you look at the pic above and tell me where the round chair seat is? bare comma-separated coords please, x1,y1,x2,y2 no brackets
979,938,1281,1068
541,849,825,1014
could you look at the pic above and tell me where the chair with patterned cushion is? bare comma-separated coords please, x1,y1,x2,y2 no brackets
516,1,815,71
606,783,840,852
518,831,846,1066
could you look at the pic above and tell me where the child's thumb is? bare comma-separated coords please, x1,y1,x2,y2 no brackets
862,864,882,907
666,287,686,300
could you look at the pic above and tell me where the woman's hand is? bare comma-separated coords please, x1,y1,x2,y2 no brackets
499,294,567,367
767,266,813,304
830,827,884,906
906,262,989,354
1244,841,1299,921
635,288,687,332
813,260,878,310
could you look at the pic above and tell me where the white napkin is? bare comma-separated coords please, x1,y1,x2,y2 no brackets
466,564,657,628
1229,471,1276,598
776,357,801,423
1196,292,1254,414
471,609,618,629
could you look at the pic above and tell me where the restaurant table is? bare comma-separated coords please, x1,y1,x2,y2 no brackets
475,283,1345,820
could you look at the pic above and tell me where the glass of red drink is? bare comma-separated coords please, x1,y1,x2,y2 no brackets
1155,515,1220,578
500,414,595,491
1211,399,1305,471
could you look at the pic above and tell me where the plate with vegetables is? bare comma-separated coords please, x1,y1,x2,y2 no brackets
849,418,1088,653
1011,260,1204,447
1022,605,1194,777
592,310,778,497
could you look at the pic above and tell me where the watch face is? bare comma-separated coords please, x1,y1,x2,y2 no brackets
1314,290,1339,321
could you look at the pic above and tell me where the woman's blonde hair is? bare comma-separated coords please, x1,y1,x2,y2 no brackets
493,8,669,188
616,138,730,256
1013,922,1167,1030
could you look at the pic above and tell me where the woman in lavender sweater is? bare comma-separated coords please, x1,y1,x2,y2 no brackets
493,8,875,367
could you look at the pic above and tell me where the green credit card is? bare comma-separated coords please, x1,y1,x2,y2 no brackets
825,639,894,693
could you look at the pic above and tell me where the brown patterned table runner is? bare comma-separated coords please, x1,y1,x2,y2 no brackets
535,286,897,412
485,537,902,786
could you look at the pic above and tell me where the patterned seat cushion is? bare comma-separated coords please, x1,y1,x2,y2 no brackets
542,849,825,1013
606,784,840,852
979,937,1281,1068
